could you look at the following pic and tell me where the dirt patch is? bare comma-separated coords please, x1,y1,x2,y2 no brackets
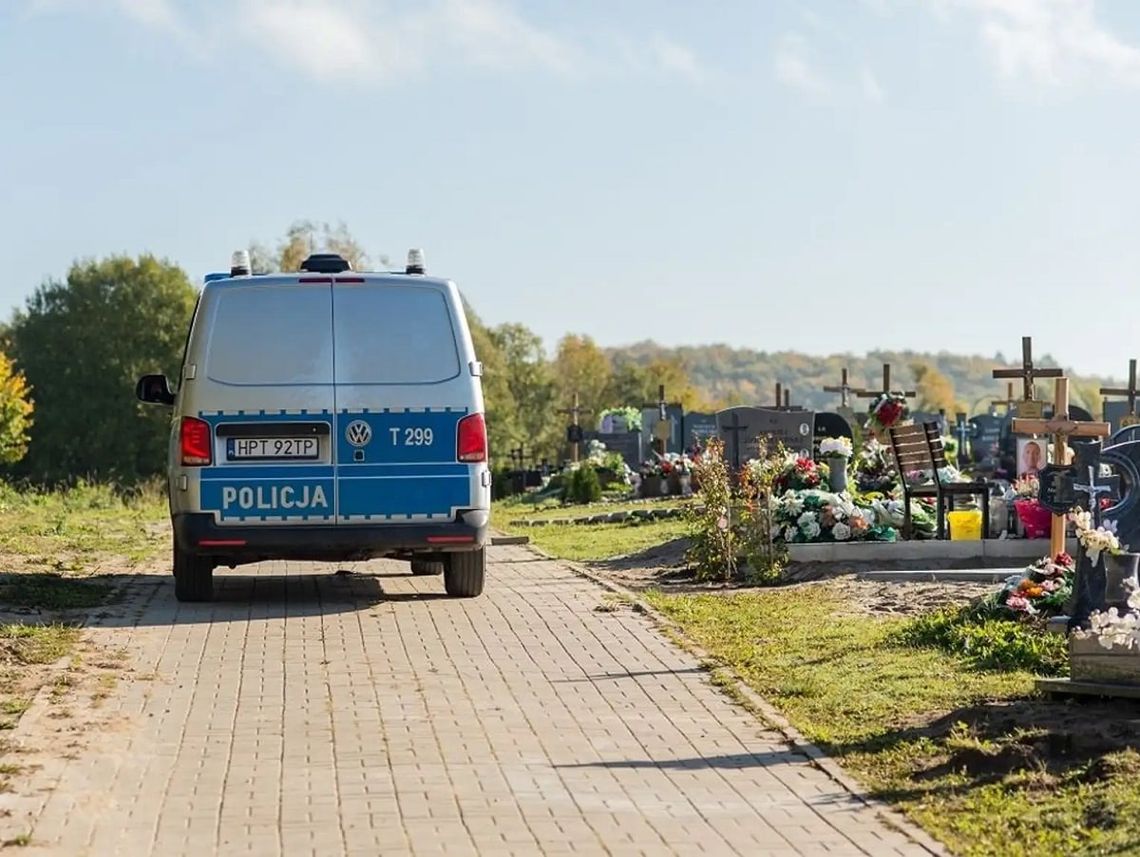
587,540,996,616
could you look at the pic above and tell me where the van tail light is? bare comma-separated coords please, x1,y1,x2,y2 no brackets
180,417,212,466
457,413,487,463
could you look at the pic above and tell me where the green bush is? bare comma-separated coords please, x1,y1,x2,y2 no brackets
894,605,1067,675
561,466,602,505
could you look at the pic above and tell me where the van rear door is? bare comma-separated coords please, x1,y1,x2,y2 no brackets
194,277,336,525
331,276,478,524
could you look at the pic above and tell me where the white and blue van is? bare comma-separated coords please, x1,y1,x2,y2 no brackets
137,250,491,602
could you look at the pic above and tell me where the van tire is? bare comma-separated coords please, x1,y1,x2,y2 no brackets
173,545,214,602
410,559,444,576
443,549,485,598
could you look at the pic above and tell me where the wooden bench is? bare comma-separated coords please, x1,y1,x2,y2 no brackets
888,422,991,540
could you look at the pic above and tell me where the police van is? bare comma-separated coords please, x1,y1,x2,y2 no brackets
137,249,491,602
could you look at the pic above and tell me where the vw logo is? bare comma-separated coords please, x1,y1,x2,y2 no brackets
345,420,372,448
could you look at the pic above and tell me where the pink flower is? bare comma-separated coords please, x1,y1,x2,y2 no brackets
1041,579,1061,593
717,516,729,531
1006,595,1033,613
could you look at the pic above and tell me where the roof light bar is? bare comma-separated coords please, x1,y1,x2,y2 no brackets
406,248,425,275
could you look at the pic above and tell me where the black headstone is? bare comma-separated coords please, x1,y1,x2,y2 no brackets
969,414,1007,474
582,431,643,468
685,412,719,452
717,406,815,470
813,412,853,444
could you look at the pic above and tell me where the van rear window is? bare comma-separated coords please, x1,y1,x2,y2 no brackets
205,285,333,386
333,285,461,385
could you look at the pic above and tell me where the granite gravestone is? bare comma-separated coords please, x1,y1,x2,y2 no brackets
641,404,684,455
1060,438,1140,630
685,412,719,451
717,406,815,471
813,412,853,447
969,413,1007,473
1103,400,1136,433
582,431,643,468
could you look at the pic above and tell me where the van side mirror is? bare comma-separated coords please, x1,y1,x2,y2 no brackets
137,374,175,406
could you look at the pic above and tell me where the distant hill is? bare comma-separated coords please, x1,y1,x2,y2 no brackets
605,342,1120,417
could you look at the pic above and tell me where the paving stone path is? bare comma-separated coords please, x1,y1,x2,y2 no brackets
1,546,939,856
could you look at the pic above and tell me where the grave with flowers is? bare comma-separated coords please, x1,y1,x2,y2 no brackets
1034,434,1140,697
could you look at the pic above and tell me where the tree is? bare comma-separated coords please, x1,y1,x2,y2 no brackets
464,308,519,466
490,323,559,460
552,335,612,423
249,220,382,273
0,351,33,466
9,255,198,484
910,362,959,414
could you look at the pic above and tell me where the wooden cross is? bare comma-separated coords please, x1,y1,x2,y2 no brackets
823,368,864,409
854,363,916,400
641,384,682,456
1100,358,1140,427
993,336,1062,419
720,411,750,472
992,382,1016,413
558,392,592,463
1012,377,1111,556
510,444,527,469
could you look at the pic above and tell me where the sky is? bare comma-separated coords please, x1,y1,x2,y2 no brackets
4,0,1140,378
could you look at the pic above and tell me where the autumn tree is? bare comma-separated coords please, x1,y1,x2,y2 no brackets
911,362,959,414
0,352,33,466
490,323,559,459
552,335,612,424
249,220,383,273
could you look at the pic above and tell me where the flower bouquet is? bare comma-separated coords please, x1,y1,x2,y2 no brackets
1013,494,1051,539
770,490,895,544
992,552,1075,618
773,454,825,494
865,392,910,441
819,437,853,461
854,439,898,493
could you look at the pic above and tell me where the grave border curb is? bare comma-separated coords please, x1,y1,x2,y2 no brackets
518,542,950,857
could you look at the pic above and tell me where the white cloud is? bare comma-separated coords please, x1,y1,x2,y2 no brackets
25,0,706,85
860,65,887,102
938,0,1140,87
647,33,705,82
774,33,830,94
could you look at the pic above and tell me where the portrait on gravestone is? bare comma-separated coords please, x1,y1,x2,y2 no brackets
1018,438,1047,479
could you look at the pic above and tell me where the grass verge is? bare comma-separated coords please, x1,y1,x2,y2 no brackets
647,585,1140,857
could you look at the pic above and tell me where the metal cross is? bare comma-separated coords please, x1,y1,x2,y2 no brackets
1100,358,1139,422
823,368,864,409
954,411,969,468
1074,465,1115,526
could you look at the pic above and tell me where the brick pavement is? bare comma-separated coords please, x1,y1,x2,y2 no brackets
0,546,939,856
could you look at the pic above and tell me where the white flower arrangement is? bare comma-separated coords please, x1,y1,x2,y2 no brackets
1069,509,1126,566
819,437,853,460
1073,591,1140,651
832,522,852,541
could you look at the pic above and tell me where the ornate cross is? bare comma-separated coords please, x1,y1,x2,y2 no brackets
993,336,1062,418
720,412,750,472
823,368,864,409
1071,442,1120,527
641,384,681,455
1100,358,1139,427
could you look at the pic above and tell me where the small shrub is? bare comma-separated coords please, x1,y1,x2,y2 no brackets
894,606,1067,675
686,438,736,581
561,465,602,505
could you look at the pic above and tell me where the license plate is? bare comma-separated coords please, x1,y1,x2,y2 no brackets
227,437,319,461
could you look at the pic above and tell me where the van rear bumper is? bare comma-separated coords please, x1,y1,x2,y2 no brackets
173,513,488,565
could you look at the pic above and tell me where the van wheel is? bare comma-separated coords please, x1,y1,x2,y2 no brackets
410,559,443,576
443,549,485,598
173,545,214,602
